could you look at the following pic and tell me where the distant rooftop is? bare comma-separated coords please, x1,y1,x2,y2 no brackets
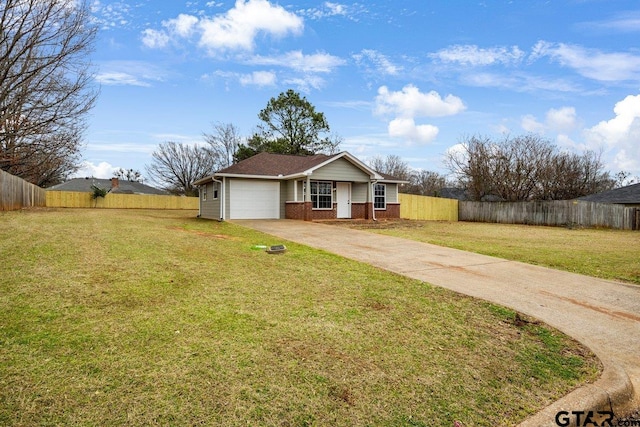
48,177,167,195
579,183,640,205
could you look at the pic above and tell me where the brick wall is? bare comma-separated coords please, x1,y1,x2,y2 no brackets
351,203,367,219
286,201,400,220
374,203,400,219
285,202,305,219
310,206,337,220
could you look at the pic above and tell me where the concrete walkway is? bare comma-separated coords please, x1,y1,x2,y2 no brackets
235,219,640,426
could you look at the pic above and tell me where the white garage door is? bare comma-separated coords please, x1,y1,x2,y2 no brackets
229,179,280,219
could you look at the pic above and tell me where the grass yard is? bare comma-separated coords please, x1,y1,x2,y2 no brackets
342,220,640,285
0,209,600,426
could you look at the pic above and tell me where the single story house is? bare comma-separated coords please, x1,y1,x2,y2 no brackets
48,177,167,195
194,151,407,221
579,182,640,207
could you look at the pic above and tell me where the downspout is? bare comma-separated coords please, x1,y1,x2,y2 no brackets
371,180,378,221
197,185,201,218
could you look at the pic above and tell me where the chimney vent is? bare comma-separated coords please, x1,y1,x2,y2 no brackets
111,177,119,189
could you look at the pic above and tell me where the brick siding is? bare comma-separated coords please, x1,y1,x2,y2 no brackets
286,201,400,220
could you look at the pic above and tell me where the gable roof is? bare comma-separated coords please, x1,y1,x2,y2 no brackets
217,152,335,177
194,151,406,184
579,183,640,204
47,178,167,195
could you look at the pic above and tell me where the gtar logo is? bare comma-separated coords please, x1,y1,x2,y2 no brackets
555,410,614,427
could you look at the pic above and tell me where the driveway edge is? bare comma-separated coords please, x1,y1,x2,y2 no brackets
234,220,640,425
519,360,637,426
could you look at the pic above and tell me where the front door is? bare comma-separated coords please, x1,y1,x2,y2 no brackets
336,182,351,218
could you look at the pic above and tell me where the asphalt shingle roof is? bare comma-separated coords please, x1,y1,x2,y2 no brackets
48,178,167,195
212,152,406,182
579,183,640,204
216,152,335,176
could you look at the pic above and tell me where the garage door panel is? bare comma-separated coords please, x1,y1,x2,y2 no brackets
230,179,280,219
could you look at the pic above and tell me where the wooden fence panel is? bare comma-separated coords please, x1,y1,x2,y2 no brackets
459,200,636,230
399,193,458,221
0,170,47,211
46,191,198,210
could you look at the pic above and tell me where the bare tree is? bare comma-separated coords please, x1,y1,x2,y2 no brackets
0,0,98,186
369,154,412,192
369,154,451,195
203,122,241,168
369,154,411,179
408,170,449,196
538,150,613,200
113,168,143,182
445,134,613,201
325,133,343,155
145,142,218,196
613,170,638,188
445,135,499,201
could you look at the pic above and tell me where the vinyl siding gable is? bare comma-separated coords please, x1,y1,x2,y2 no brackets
310,158,371,182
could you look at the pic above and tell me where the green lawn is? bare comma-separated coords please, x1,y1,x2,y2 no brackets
0,209,600,426
341,220,640,285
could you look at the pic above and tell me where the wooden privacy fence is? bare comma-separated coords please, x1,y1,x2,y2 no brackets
46,191,198,210
0,170,47,211
459,200,638,230
399,193,458,221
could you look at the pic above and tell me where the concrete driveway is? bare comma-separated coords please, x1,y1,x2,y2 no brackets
235,219,640,426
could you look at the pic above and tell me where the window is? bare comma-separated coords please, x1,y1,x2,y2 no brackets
213,182,218,200
311,181,332,209
374,183,386,210
202,186,207,201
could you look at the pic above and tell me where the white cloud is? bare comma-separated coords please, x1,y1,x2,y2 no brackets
141,0,303,53
388,118,439,144
95,61,168,86
300,2,364,20
375,85,466,118
239,70,277,86
96,72,150,87
462,72,579,93
555,134,578,151
141,28,170,48
353,49,401,76
520,106,578,134
325,2,347,16
587,94,640,143
530,41,640,82
585,94,640,173
521,114,545,133
198,0,303,52
91,1,133,30
577,12,640,33
248,51,345,73
282,75,326,92
546,107,577,133
164,14,199,38
374,85,464,145
73,161,118,179
430,44,525,66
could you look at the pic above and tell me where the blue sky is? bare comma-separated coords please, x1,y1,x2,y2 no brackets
80,0,640,183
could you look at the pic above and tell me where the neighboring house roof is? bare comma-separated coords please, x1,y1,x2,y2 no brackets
194,151,407,185
47,177,167,195
440,187,471,201
579,183,640,204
